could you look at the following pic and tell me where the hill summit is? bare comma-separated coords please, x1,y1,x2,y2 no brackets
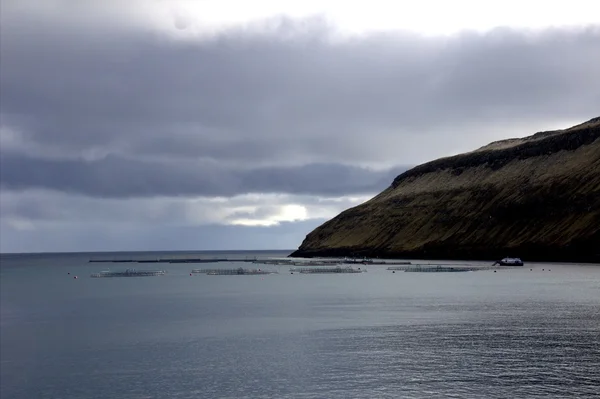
291,118,600,262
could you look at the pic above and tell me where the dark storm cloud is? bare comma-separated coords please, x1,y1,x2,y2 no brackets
1,7,599,197
0,151,405,197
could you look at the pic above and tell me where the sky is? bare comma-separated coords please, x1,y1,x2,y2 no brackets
1,0,599,253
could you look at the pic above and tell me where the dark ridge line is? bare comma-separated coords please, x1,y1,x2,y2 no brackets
391,120,600,188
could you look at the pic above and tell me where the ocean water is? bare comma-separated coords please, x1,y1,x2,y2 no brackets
1,251,599,398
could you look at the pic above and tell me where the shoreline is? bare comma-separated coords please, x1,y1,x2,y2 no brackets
289,246,600,264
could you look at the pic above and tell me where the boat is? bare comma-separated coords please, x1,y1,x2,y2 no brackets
493,257,524,266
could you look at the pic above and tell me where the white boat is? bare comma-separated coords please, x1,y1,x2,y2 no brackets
493,257,524,266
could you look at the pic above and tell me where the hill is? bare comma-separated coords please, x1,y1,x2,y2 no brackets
290,118,600,262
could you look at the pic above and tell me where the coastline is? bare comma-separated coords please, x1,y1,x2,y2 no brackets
289,244,600,264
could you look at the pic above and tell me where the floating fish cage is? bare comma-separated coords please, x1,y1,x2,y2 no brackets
387,265,413,271
296,266,365,274
192,268,221,274
403,265,478,273
256,259,340,266
200,267,276,275
90,269,166,278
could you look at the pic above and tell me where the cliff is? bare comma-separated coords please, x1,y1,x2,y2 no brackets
291,118,600,262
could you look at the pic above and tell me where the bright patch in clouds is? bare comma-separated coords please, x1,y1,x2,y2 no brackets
230,204,308,226
9,0,597,37
161,0,599,36
0,190,371,230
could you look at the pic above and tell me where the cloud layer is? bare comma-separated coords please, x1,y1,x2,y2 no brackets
0,151,406,198
1,2,599,251
0,189,367,252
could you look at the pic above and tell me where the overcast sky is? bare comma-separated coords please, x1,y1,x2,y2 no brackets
1,0,599,253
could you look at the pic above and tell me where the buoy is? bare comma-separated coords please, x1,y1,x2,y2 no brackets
74,276,78,279
392,271,395,273
67,272,70,275
494,270,497,273
190,273,192,276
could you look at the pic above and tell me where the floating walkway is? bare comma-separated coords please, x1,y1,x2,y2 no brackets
89,256,413,267
254,258,411,267
90,269,166,278
89,257,258,264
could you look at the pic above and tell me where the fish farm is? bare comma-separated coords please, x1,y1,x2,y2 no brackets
387,263,497,272
403,265,481,273
90,269,166,278
199,267,276,275
295,266,365,274
387,265,415,271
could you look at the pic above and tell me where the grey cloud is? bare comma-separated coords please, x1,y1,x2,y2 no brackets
0,188,334,252
0,190,365,228
1,9,600,198
2,4,598,253
0,219,319,253
0,151,406,197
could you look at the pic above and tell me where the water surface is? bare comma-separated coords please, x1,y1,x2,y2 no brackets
2,251,599,398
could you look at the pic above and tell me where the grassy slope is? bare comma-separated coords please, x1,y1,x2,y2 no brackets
291,118,600,262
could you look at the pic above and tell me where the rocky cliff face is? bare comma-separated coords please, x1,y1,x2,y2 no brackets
291,118,600,262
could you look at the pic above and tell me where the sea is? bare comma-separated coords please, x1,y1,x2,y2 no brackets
1,250,599,399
